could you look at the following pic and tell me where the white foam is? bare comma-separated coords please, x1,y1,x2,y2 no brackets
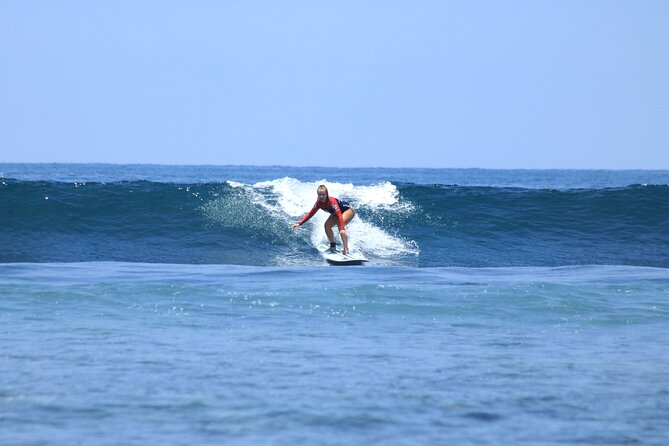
226,180,245,189
250,177,419,258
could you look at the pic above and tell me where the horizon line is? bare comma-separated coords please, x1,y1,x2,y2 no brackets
1,161,668,172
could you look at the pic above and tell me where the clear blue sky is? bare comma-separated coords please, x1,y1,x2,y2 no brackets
1,1,667,168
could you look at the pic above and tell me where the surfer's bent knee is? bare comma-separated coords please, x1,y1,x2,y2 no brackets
324,214,336,228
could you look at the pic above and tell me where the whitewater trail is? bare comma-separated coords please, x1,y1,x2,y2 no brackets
230,177,420,259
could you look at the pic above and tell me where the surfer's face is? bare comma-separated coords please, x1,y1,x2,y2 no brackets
317,189,327,202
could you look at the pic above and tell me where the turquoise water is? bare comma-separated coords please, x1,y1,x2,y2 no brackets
1,165,668,445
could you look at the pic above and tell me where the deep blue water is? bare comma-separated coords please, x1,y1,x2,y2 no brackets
2,164,668,267
1,164,668,445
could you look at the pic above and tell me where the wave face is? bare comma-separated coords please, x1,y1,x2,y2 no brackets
1,177,668,267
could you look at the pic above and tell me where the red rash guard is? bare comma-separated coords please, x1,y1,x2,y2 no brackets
297,197,349,229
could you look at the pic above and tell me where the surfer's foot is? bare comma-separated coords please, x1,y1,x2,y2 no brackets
329,242,337,252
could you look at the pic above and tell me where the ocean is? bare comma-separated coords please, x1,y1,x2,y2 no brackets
1,164,668,445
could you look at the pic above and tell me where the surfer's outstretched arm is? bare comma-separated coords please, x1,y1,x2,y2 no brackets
292,203,319,230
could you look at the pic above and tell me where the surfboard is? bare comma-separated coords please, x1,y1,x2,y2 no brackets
317,244,369,266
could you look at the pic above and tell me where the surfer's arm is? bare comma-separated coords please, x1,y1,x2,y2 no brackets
337,212,346,231
333,202,346,231
294,204,319,227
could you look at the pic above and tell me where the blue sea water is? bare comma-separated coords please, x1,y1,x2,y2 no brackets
1,164,668,445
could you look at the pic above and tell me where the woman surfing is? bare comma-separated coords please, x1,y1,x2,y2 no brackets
291,185,356,254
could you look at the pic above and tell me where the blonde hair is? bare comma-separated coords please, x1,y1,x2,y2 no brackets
317,185,329,200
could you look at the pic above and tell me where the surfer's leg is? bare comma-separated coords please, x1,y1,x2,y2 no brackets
324,214,337,248
342,208,355,225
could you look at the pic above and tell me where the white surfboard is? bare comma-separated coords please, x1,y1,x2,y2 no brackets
317,244,369,265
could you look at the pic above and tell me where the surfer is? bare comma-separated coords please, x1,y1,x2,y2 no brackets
292,185,355,254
